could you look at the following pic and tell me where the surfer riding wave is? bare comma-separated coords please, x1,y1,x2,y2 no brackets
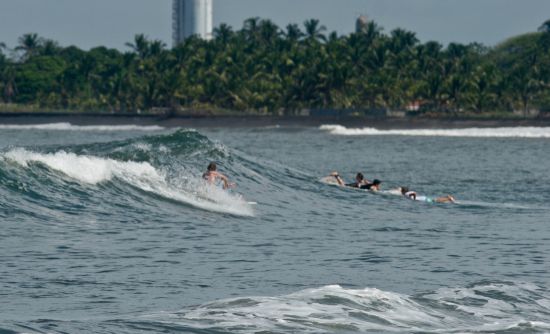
202,162,235,190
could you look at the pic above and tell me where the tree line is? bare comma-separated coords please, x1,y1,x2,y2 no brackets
1,18,550,116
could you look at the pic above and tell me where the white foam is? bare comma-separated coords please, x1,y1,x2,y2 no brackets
143,283,550,333
5,148,156,184
320,124,550,138
0,122,164,131
4,149,253,216
132,142,153,152
171,285,452,332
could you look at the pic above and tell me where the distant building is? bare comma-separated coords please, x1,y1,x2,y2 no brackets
405,100,422,112
356,15,368,34
173,0,213,46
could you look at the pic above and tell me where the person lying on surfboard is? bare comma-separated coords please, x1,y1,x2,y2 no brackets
400,186,455,203
330,171,377,189
203,162,235,190
330,171,368,188
363,179,382,192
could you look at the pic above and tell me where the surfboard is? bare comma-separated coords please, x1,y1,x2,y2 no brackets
319,176,341,185
319,176,373,192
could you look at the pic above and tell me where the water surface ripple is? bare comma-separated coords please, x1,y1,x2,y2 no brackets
0,125,549,333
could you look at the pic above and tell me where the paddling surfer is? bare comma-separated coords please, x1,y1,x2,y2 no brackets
203,162,234,189
400,187,455,203
361,179,382,192
330,171,370,188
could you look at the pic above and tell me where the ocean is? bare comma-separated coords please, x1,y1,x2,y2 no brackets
1,122,549,333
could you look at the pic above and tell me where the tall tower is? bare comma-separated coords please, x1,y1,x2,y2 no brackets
356,15,368,34
173,0,213,46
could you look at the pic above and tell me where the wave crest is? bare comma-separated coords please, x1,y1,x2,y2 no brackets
3,148,254,216
320,124,550,138
5,148,161,184
0,122,164,131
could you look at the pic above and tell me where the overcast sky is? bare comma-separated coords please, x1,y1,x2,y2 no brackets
0,0,549,50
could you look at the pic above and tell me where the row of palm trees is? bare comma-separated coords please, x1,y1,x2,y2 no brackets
1,18,549,115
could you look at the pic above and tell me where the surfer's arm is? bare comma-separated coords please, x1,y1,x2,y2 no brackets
330,172,345,186
219,173,230,189
217,173,236,189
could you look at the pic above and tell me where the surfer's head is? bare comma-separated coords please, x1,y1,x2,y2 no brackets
207,162,217,171
356,173,364,182
372,179,381,186
400,187,409,194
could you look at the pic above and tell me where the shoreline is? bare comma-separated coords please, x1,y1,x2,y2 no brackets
1,113,550,129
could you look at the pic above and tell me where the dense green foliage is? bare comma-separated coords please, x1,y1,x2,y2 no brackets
1,19,550,115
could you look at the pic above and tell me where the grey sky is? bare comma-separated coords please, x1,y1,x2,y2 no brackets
0,0,549,50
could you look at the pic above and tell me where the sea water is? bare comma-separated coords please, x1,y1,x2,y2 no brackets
1,123,549,333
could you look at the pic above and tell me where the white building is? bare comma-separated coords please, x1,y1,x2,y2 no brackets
356,15,368,34
173,0,213,46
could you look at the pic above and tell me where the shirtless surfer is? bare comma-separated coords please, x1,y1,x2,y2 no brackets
400,187,455,203
203,162,234,189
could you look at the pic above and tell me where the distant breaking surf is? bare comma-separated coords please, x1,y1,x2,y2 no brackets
320,124,550,138
0,122,164,131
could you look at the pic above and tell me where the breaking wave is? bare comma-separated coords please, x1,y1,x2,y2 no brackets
1,130,255,217
0,122,164,131
320,124,550,138
140,282,550,333
5,148,160,185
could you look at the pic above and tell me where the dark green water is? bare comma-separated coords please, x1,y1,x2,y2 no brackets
1,123,549,333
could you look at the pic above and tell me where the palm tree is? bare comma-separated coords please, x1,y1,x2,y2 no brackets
0,42,7,65
303,19,327,43
508,53,541,116
258,19,281,46
363,22,383,43
40,39,61,56
446,43,468,60
213,23,234,45
16,33,42,60
242,17,261,44
465,64,498,113
125,34,150,59
414,41,442,102
3,16,545,115
284,24,304,42
538,19,550,52
389,28,418,54
2,65,17,103
539,19,550,33
148,40,166,57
